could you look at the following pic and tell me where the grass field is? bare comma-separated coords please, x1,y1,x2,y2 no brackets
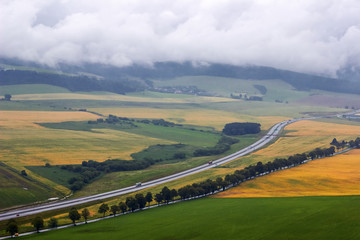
20,196,360,240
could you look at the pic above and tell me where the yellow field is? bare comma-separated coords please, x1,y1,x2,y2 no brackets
216,149,360,198
252,120,360,158
0,110,98,128
89,107,287,131
12,93,237,104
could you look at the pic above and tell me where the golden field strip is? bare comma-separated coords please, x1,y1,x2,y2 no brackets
11,93,238,104
215,148,360,198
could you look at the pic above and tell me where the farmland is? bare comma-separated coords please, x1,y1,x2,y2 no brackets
0,78,358,214
0,81,358,205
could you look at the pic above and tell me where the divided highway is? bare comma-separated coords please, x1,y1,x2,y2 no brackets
0,115,339,221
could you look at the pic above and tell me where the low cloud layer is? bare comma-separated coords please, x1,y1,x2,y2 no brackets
1,0,360,76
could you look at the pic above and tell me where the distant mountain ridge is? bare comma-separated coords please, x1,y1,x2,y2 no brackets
1,58,359,95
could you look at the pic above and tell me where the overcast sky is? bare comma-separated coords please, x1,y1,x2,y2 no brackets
1,0,359,76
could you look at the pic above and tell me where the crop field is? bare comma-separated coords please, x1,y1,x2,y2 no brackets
20,196,360,240
216,149,360,198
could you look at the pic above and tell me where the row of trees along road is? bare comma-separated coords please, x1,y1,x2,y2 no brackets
4,138,359,237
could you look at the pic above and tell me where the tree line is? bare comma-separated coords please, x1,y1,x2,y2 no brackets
88,114,182,128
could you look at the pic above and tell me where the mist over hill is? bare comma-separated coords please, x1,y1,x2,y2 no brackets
1,58,360,95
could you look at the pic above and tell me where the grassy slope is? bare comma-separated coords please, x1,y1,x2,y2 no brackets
21,196,360,240
0,84,70,95
0,164,62,209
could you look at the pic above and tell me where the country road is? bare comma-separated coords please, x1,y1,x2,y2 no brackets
0,111,357,222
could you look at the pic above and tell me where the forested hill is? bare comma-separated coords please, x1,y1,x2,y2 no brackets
0,69,149,94
62,62,360,95
119,62,360,94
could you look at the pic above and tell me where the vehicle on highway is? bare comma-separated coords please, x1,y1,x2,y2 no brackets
135,182,142,187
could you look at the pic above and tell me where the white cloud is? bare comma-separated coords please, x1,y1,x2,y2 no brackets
0,0,359,76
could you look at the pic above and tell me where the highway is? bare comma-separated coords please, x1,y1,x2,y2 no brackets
0,113,353,222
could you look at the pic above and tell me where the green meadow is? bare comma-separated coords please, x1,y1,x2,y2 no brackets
21,196,360,240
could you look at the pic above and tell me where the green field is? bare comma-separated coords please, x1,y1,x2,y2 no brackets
20,196,360,240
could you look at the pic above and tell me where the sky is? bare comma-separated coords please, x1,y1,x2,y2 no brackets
1,0,360,77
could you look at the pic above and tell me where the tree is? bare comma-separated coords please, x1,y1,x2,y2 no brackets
154,193,163,205
178,186,189,199
81,208,90,223
31,216,44,233
161,186,172,204
145,192,153,207
6,219,18,237
110,205,119,216
125,197,139,212
170,189,178,200
98,203,109,217
135,193,147,209
68,208,80,226
4,94,11,101
330,138,339,146
119,201,127,214
20,170,27,176
48,218,58,228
